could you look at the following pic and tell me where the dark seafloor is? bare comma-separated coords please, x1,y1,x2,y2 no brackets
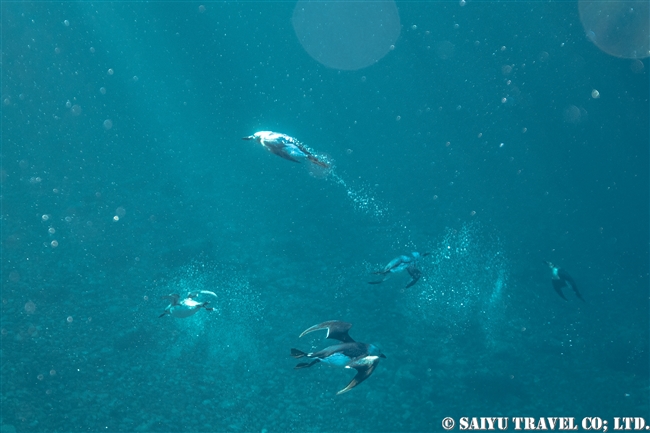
1,1,648,432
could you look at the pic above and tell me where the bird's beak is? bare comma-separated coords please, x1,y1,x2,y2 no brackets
242,135,254,141
380,354,387,359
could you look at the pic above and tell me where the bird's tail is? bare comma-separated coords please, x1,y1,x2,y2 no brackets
369,272,388,284
291,349,319,368
307,155,330,169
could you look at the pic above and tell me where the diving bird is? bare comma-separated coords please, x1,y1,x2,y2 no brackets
543,261,584,302
242,131,330,168
290,320,386,395
159,291,216,318
369,252,430,288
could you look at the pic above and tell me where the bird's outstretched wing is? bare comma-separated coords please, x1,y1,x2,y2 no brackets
336,356,382,395
406,266,422,288
299,320,355,343
551,279,568,301
558,269,584,301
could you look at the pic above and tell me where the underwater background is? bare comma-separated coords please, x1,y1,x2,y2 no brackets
1,1,648,432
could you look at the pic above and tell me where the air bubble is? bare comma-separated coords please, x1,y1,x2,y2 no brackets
327,172,387,219
403,223,509,347
24,301,36,314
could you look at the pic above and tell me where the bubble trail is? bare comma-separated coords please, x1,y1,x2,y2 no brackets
404,223,510,343
324,170,388,220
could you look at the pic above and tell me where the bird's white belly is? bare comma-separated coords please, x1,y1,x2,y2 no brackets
170,306,199,318
321,352,351,367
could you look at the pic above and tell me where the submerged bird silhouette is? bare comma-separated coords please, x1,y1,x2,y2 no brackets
159,291,217,318
242,131,329,168
369,252,430,288
543,261,584,301
290,320,385,395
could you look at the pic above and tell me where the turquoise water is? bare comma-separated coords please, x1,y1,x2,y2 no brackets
1,2,648,432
